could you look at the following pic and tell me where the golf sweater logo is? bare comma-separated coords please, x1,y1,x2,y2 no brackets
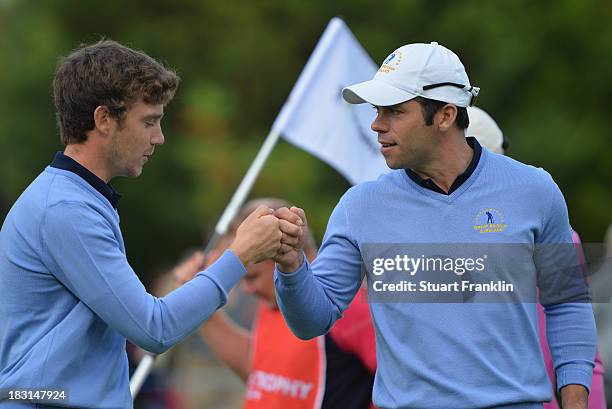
473,208,508,233
378,50,402,73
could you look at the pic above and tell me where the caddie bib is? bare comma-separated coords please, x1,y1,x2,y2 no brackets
244,302,326,409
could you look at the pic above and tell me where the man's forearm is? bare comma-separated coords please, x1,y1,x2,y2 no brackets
559,384,588,409
274,261,340,340
544,303,596,392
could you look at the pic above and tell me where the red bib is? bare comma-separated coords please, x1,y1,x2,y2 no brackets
244,302,325,409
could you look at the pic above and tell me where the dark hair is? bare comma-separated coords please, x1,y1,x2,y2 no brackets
53,40,179,144
413,96,469,130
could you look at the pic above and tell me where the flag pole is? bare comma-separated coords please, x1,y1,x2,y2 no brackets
130,128,283,398
210,22,346,234
213,128,283,237
129,353,155,397
131,17,348,399
206,20,344,240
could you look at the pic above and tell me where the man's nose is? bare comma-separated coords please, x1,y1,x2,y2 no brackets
371,113,388,133
152,126,165,145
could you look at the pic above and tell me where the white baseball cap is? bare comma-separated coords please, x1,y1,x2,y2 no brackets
342,42,479,108
466,106,505,154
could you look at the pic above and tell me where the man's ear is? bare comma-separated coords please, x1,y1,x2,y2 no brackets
93,106,114,135
436,104,458,131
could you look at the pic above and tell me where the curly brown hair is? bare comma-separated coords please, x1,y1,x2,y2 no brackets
53,40,179,144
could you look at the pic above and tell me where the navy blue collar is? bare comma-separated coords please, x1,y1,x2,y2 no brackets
50,151,122,208
405,137,482,195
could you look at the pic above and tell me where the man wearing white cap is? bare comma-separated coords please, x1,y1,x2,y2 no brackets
273,42,595,409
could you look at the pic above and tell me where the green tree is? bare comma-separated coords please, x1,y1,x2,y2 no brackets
1,0,610,283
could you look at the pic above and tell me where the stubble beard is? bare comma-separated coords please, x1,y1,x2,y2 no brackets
109,130,144,178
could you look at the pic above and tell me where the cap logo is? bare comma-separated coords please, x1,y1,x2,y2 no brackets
383,53,396,65
378,50,402,74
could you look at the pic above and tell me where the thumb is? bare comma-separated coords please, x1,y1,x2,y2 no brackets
250,204,275,219
290,207,307,225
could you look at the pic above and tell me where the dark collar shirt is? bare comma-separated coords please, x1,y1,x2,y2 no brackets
50,151,122,208
405,136,482,195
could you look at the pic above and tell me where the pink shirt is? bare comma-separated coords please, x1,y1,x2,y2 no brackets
539,231,606,408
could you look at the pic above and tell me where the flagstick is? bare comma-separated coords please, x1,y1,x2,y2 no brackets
131,17,349,400
129,353,155,397
213,128,283,237
130,128,282,399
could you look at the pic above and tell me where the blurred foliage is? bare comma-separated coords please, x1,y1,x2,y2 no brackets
1,0,610,284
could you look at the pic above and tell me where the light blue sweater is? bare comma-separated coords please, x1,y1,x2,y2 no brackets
275,148,596,409
0,166,245,408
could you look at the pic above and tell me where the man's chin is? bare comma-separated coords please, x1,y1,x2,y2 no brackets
126,166,144,178
384,159,402,170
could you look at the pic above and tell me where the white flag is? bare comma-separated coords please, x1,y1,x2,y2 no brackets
271,17,389,185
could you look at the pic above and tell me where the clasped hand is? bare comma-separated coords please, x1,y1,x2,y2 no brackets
229,205,307,271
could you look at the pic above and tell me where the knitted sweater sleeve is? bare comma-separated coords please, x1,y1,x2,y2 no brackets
274,193,363,340
40,202,245,354
535,173,596,392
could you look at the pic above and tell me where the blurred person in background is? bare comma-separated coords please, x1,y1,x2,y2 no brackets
0,40,286,409
592,223,612,405
466,105,607,409
174,198,377,409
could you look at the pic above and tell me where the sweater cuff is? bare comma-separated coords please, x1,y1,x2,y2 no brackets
197,250,246,304
274,256,310,286
556,363,593,393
